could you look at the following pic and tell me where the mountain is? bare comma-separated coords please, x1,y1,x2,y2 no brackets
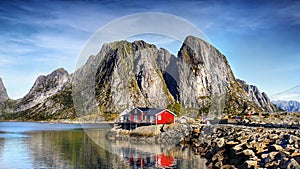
72,35,264,120
237,79,279,112
1,35,277,121
273,100,300,112
1,68,75,120
271,85,300,112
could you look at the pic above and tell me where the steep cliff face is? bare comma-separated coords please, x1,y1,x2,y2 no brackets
176,36,253,110
173,36,262,116
94,41,174,112
237,79,279,112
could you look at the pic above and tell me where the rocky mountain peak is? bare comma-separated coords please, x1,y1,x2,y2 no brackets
0,77,9,103
177,35,238,109
17,68,70,112
132,40,157,50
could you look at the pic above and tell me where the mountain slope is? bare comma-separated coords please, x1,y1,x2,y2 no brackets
176,36,261,114
3,68,75,120
273,100,300,112
237,79,279,112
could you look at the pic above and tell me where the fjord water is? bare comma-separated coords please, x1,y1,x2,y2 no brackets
0,122,122,168
0,122,205,169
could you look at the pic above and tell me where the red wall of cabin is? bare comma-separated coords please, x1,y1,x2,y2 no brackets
156,110,175,124
130,112,144,122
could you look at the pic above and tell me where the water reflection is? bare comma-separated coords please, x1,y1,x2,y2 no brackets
0,122,207,168
106,139,207,169
110,141,176,168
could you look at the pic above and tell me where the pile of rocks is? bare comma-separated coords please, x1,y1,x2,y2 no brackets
181,125,300,168
106,123,193,145
107,123,300,168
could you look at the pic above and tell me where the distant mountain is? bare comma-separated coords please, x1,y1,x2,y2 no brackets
237,79,279,112
1,35,278,121
271,85,300,112
273,100,300,112
0,68,75,120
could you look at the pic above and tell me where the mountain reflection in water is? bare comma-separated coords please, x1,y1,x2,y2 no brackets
0,122,207,168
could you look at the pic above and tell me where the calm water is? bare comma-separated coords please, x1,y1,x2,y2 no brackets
0,122,206,169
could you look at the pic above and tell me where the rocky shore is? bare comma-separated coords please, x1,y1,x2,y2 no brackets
107,123,300,169
183,125,300,169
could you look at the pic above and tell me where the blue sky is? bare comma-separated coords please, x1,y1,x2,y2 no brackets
0,0,299,99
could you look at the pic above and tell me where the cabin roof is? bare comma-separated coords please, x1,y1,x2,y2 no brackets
120,109,130,116
136,107,165,116
120,107,177,116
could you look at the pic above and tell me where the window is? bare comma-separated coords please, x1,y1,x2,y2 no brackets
158,115,161,121
150,116,154,122
134,115,138,122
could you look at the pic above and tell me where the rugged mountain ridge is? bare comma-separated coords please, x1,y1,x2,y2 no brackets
1,68,75,120
1,36,279,121
237,79,279,112
273,100,300,112
73,36,265,120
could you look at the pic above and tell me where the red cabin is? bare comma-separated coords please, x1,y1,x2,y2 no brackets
118,107,177,129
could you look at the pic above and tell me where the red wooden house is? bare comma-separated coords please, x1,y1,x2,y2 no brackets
117,107,177,130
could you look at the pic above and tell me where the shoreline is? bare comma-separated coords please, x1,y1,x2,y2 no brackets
0,119,115,124
108,123,300,168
